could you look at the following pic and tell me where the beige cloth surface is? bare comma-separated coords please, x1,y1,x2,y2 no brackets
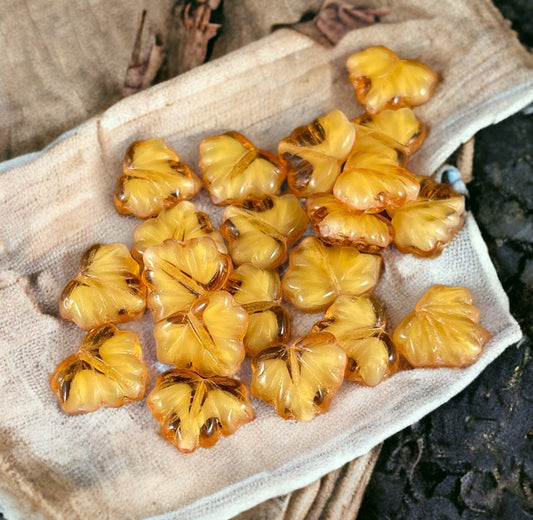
0,1,531,518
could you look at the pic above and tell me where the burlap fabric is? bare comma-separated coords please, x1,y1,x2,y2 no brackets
0,1,531,519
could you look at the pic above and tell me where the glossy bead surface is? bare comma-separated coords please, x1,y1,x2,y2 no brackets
59,243,146,330
142,237,232,321
132,200,226,261
154,290,247,376
313,294,398,386
147,369,255,453
306,194,393,252
251,332,347,422
346,46,439,114
115,138,201,218
278,109,356,197
282,236,382,313
393,285,491,368
50,324,148,414
389,177,465,257
225,263,290,355
221,195,308,269
199,131,285,205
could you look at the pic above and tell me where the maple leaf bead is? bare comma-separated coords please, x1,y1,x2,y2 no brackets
225,263,290,356
147,369,255,453
115,138,201,219
393,285,492,368
251,332,347,422
50,325,148,414
389,177,465,258
221,194,308,269
282,236,382,313
277,109,356,197
131,200,227,262
59,243,146,331
199,131,285,206
333,151,420,214
154,290,248,377
306,194,393,253
346,46,439,114
142,237,232,322
312,294,398,386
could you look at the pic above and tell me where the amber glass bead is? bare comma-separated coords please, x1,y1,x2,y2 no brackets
221,195,308,269
389,177,465,257
251,332,347,422
225,263,290,355
277,109,356,197
60,243,146,331
142,237,232,321
354,107,427,159
282,236,382,313
147,369,255,453
132,200,226,261
393,285,492,368
50,324,148,414
199,131,285,206
334,151,420,214
346,46,439,114
115,138,201,218
154,290,247,376
313,295,398,386
306,194,393,253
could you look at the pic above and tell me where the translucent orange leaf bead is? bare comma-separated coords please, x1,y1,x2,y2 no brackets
225,263,290,356
50,324,148,414
312,295,398,386
354,107,427,159
221,195,308,269
306,194,393,252
142,237,232,321
393,285,492,368
59,243,146,331
147,369,255,453
251,332,347,421
154,290,248,376
282,236,382,313
346,46,439,114
199,131,285,205
350,124,409,165
131,200,226,261
389,177,465,257
277,109,356,197
115,138,201,218
334,152,420,213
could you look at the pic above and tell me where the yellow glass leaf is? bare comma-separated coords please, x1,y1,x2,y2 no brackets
199,131,285,205
132,200,226,261
147,369,255,453
251,332,347,421
282,236,382,313
312,295,398,386
390,177,465,257
351,124,409,165
277,109,356,197
143,237,231,321
334,152,420,213
59,243,146,331
393,285,492,368
346,46,439,114
221,195,308,269
50,324,148,414
225,264,290,355
154,290,248,376
306,194,393,252
355,107,427,158
115,138,201,218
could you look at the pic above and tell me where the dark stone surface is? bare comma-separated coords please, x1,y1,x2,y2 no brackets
359,7,533,517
